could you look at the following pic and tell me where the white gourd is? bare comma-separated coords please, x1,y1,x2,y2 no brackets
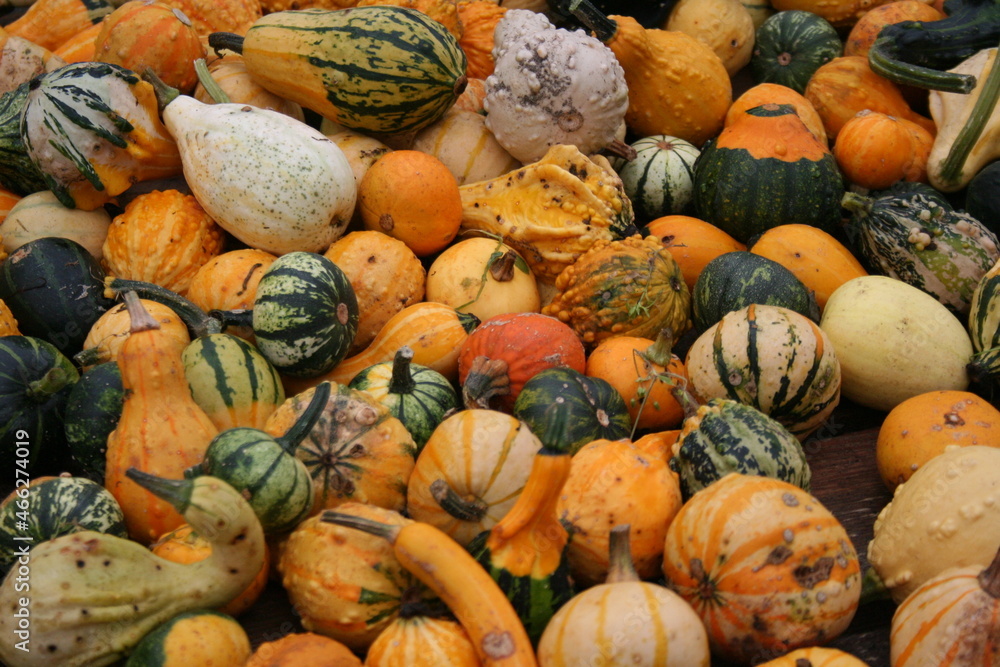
162,95,357,255
484,9,629,163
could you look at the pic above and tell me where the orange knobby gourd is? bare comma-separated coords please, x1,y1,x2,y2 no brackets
246,632,362,667
725,82,828,145
358,150,463,257
585,328,688,431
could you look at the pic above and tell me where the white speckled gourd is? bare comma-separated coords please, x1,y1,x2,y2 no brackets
483,9,629,163
156,84,356,255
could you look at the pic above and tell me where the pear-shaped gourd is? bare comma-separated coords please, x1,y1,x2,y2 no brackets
188,381,332,534
0,471,265,667
144,70,356,255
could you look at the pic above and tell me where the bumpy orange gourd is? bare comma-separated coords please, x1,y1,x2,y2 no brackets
844,0,945,58
157,0,262,36
645,215,746,291
104,294,219,544
0,299,20,336
833,110,935,188
324,230,427,355
456,0,507,79
150,524,271,617
748,223,868,310
93,0,206,94
662,474,862,664
102,189,225,296
246,632,362,667
725,82,828,144
804,56,937,141
876,389,1000,491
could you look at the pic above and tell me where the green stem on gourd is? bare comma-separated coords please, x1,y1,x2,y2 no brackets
562,0,618,44
126,467,194,513
105,277,223,338
670,383,702,421
978,542,1000,597
641,328,675,368
938,41,1000,188
141,67,181,112
321,511,400,542
429,479,489,522
605,524,640,584
26,366,74,401
209,308,254,332
387,346,417,395
193,58,230,104
275,381,332,454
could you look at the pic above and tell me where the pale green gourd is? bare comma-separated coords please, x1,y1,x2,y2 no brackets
0,472,265,667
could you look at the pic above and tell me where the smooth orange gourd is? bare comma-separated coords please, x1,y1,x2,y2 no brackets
51,21,103,63
186,248,278,343
456,0,507,79
0,299,20,336
5,0,113,50
833,110,935,188
104,293,219,544
645,215,746,291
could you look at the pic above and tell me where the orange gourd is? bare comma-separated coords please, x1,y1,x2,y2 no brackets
452,77,487,114
557,432,684,588
185,248,278,343
644,214,746,291
584,328,688,431
365,604,480,666
0,187,20,223
662,473,862,664
51,21,103,63
93,0,207,94
246,632,362,666
833,110,935,188
769,0,897,27
457,312,586,412
358,150,463,257
5,0,113,51
101,189,225,296
456,0,507,79
804,56,937,141
156,0,262,36
844,0,945,59
725,82,828,144
104,292,219,544
150,523,271,617
0,299,20,336
747,223,868,310
876,389,1000,491
193,54,305,122
78,297,191,368
757,647,871,666
324,230,427,355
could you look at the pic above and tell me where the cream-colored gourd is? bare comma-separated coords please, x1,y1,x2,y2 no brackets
412,109,521,185
868,445,1000,604
819,275,973,412
666,0,756,76
0,474,265,667
0,190,111,259
927,47,1000,192
484,9,629,163
158,90,356,255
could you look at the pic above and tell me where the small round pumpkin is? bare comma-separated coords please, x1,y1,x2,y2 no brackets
757,646,871,665
365,604,480,666
186,248,278,342
150,523,271,617
102,189,225,296
246,632,362,666
833,109,934,189
662,473,862,664
93,0,207,94
358,150,463,257
876,389,1000,492
725,82,828,144
123,609,252,666
644,215,747,291
324,230,426,355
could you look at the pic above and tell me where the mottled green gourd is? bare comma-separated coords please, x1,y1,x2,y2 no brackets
63,361,124,481
0,472,265,667
842,189,1000,316
668,391,812,500
186,382,331,534
0,82,48,196
466,399,577,644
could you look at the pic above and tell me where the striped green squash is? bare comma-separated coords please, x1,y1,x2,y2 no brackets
252,251,359,378
64,361,124,482
685,303,841,440
0,476,127,575
842,190,1000,317
123,610,249,666
966,259,1000,385
0,83,47,196
513,366,631,455
0,335,79,473
213,6,468,135
181,333,285,432
669,397,811,500
751,10,842,93
348,345,458,452
614,135,700,222
0,237,114,356
189,383,330,534
692,250,819,332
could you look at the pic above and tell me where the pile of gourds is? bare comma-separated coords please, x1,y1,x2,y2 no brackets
0,0,999,663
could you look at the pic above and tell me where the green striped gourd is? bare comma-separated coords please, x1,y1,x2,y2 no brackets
0,476,127,574
668,394,811,500
188,382,331,534
967,259,1000,385
252,251,359,378
842,190,1000,317
209,6,468,135
613,135,700,222
751,10,843,93
513,366,632,455
685,303,841,440
181,333,285,432
0,83,47,196
63,361,124,482
348,345,458,451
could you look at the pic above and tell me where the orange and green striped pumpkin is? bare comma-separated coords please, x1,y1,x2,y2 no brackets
662,473,862,665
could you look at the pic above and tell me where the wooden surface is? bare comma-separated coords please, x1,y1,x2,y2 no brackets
240,400,899,665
